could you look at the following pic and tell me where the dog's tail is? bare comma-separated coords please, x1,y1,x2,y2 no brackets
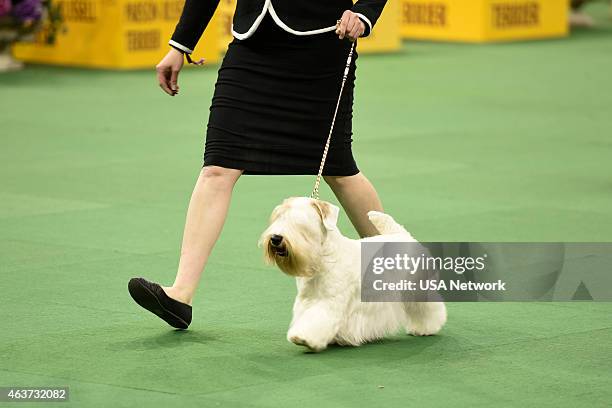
367,211,411,236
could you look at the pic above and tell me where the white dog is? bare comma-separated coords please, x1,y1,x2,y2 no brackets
259,197,447,352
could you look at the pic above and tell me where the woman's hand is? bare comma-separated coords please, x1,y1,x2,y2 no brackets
336,10,366,42
156,48,185,96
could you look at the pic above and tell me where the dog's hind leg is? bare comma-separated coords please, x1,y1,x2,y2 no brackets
404,302,447,336
367,211,410,236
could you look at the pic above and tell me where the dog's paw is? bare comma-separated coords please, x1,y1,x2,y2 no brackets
407,312,447,336
288,333,327,352
407,323,443,337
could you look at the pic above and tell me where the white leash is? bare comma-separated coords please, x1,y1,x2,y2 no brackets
310,41,356,200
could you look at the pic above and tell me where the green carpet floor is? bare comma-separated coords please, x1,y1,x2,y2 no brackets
1,3,611,407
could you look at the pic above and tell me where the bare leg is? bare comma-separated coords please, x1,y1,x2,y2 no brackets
323,172,383,238
163,166,242,304
569,0,594,27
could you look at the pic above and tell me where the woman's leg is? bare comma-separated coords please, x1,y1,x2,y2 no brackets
323,172,383,238
163,165,242,304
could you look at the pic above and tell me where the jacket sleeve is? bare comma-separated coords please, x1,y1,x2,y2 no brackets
351,0,387,37
169,0,221,54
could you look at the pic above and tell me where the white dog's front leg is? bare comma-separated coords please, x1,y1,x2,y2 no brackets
287,301,342,352
404,302,447,336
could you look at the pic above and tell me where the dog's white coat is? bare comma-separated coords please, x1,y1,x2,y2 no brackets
260,197,447,352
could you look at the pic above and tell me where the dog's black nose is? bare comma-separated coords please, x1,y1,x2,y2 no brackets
270,234,283,247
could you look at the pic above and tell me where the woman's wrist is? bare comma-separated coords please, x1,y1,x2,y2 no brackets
169,46,185,56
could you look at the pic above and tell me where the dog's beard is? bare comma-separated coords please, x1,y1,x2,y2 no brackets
261,235,319,277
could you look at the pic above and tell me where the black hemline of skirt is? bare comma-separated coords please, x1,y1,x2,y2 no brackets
203,14,359,176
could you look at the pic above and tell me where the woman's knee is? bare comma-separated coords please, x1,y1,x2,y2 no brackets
323,173,363,189
199,166,242,187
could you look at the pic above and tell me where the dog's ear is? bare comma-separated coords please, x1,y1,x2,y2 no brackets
312,200,339,231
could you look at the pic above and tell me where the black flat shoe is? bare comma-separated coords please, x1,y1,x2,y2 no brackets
128,277,192,329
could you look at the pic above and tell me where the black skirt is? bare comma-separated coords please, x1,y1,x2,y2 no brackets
204,14,359,176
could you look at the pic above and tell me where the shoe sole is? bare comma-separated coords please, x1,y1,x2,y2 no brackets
128,278,189,329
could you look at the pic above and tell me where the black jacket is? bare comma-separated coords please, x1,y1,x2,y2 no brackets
169,0,387,53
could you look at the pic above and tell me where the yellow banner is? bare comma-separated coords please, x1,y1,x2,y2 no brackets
358,0,402,54
217,0,235,51
13,0,221,69
401,0,568,42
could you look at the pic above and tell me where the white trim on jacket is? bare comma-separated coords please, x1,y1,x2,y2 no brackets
231,0,273,40
168,39,193,54
232,1,336,40
170,2,372,52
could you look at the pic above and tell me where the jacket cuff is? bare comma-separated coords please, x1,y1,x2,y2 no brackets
168,40,193,54
354,12,373,37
